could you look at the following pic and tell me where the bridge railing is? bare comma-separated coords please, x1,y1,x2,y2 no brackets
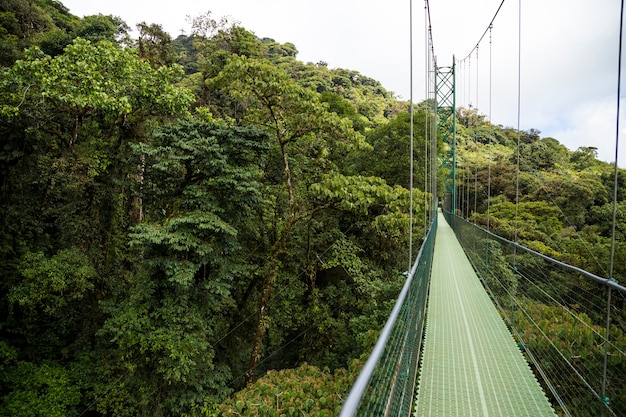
445,211,626,417
339,215,437,417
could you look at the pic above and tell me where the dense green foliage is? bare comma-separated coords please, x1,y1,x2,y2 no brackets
218,362,358,417
0,2,425,416
1,1,624,416
453,108,626,415
454,107,626,280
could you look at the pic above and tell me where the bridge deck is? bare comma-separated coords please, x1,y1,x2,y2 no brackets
414,212,556,417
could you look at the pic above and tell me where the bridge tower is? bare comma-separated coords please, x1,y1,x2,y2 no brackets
435,58,457,213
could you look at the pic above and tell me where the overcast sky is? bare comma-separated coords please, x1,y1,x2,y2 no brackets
62,0,624,164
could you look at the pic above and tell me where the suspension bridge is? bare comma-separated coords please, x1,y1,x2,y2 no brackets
339,0,626,415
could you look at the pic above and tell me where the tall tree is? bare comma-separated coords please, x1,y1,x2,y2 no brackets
136,22,174,67
98,118,268,415
354,110,432,190
0,38,193,416
213,55,369,383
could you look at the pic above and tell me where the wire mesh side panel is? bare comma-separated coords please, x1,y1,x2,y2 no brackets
445,212,626,417
340,217,437,417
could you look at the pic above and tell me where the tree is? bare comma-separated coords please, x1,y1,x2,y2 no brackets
600,168,626,202
0,360,81,417
262,37,298,64
213,55,373,383
0,0,70,65
517,137,569,172
0,38,193,415
355,110,432,190
218,362,356,417
188,15,268,107
75,14,130,45
98,118,268,415
172,33,200,74
535,171,607,230
136,22,174,67
571,146,600,170
478,200,563,247
320,91,369,133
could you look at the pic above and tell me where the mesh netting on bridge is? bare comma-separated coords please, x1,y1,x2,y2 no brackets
446,211,626,417
339,216,437,417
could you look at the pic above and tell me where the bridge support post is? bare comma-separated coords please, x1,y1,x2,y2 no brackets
435,57,457,214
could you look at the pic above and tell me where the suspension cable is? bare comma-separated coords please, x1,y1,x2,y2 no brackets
604,0,624,404
476,46,480,112
460,59,465,107
487,24,493,231
609,0,623,296
428,15,437,215
460,0,507,61
474,46,479,223
425,0,437,216
489,25,493,123
424,0,436,68
409,0,414,269
467,58,470,108
513,0,522,263
424,0,430,233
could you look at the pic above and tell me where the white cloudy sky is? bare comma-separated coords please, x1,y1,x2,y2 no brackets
62,0,624,164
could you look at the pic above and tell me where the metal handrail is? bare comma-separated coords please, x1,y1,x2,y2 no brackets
339,215,437,417
445,210,626,294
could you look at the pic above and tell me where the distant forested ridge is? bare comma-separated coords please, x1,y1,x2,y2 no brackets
0,1,624,416
453,107,626,281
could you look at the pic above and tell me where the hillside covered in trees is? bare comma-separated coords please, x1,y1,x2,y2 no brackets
454,107,626,280
0,1,624,416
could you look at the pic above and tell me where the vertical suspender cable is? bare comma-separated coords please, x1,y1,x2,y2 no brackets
465,156,472,216
424,0,430,231
511,0,522,331
427,2,436,216
459,166,463,216
604,0,624,405
459,60,462,107
474,46,479,223
467,57,472,108
513,0,522,265
454,0,506,228
608,0,623,315
487,24,493,232
409,0,414,270
489,25,493,122
428,26,434,226
460,60,464,107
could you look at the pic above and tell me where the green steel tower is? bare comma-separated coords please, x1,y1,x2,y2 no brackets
435,58,457,214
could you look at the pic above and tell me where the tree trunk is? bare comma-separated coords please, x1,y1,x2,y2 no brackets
245,208,295,385
245,260,278,385
246,126,297,385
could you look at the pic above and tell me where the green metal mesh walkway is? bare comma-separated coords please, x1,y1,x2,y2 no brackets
414,212,557,417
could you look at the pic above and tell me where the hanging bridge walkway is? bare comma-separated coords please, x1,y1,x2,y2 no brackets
337,1,626,413
414,211,555,416
340,210,626,417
